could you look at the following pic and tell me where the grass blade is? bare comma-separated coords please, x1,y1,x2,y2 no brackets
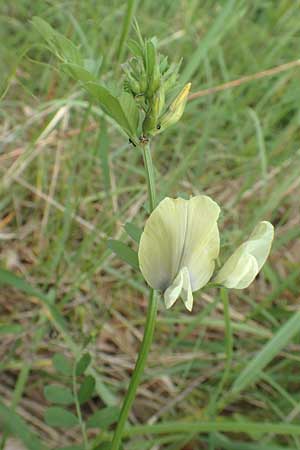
116,0,139,62
231,309,300,395
180,0,239,84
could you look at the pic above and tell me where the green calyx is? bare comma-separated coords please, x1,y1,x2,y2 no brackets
123,31,190,140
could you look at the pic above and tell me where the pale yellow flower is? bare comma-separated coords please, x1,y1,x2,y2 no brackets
138,195,274,311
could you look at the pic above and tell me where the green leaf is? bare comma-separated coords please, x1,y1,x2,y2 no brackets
107,239,139,271
44,407,78,428
78,375,95,404
124,222,142,244
32,17,82,65
61,63,97,83
118,92,139,136
44,385,74,405
231,309,300,395
86,406,120,429
127,38,143,58
92,444,111,450
145,39,156,80
0,400,47,450
53,353,73,376
76,352,92,376
84,82,137,141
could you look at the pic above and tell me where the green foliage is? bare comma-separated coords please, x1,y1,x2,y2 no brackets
76,352,92,376
44,385,74,405
107,239,139,271
52,353,73,376
78,375,95,404
86,406,120,429
31,17,82,65
44,407,78,428
84,83,139,143
231,309,300,395
124,222,142,243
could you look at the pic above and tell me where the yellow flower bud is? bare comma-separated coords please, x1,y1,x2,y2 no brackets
158,82,191,131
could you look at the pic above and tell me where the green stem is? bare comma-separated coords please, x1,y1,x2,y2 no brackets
141,142,156,211
73,364,89,449
207,288,233,449
111,289,158,450
111,141,158,450
217,288,233,398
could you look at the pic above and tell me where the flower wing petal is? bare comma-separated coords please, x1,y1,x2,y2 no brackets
164,269,183,309
138,197,188,290
181,196,220,291
215,221,274,289
181,267,193,311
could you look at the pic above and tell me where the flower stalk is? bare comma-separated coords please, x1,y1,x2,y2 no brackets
111,141,158,450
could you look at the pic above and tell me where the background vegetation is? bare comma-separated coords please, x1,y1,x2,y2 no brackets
1,0,300,449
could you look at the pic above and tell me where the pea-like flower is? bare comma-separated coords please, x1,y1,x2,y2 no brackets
138,195,274,311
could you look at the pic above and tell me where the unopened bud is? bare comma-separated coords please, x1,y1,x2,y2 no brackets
142,86,165,136
159,83,191,131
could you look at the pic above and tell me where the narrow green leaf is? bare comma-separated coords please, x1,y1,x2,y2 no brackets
0,400,47,450
78,375,95,404
86,406,120,429
124,222,142,243
145,39,156,81
32,17,82,65
61,63,97,83
44,385,74,405
127,38,143,58
231,309,300,394
53,353,73,376
44,407,78,428
76,352,92,376
118,92,139,135
84,83,137,141
107,239,139,270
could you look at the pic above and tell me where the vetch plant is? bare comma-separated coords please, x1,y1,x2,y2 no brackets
32,17,274,450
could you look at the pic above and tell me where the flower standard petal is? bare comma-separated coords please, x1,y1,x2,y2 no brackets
138,197,189,291
214,221,274,289
180,196,220,291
